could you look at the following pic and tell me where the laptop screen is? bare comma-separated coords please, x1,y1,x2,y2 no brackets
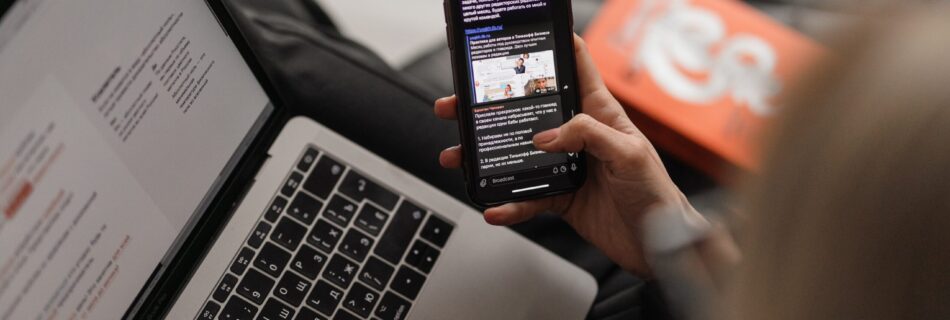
0,0,271,318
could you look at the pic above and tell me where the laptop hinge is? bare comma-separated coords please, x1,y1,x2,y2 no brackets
123,263,163,319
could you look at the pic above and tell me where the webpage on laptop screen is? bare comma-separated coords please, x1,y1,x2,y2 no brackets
0,0,268,318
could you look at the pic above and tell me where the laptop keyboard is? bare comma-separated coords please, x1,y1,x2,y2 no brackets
197,146,455,320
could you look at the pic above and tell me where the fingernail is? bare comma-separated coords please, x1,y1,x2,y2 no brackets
445,145,461,155
534,128,559,144
439,146,457,166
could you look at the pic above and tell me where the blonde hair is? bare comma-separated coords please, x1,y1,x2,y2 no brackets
729,6,950,320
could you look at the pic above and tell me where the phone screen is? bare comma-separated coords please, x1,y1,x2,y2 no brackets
450,0,584,204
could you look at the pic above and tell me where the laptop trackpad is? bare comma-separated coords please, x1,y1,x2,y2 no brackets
407,213,597,319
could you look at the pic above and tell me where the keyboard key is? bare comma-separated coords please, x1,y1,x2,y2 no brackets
404,240,440,274
287,193,323,226
270,217,307,252
302,156,345,199
297,147,319,172
354,203,389,236
274,272,311,308
294,307,327,320
374,201,427,264
334,310,361,320
237,268,275,305
323,254,359,288
419,215,453,248
273,271,311,307
375,292,411,320
265,196,288,223
231,247,255,275
258,298,295,320
340,229,374,262
281,172,304,197
307,220,342,253
198,301,220,320
213,274,239,302
290,245,327,280
390,266,426,300
306,280,343,316
221,296,257,320
254,243,291,278
338,171,399,210
359,256,394,291
322,195,358,228
248,221,272,249
343,282,380,318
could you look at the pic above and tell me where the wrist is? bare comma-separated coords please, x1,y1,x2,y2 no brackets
642,202,711,255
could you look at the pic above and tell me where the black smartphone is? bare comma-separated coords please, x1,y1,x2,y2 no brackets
443,0,586,206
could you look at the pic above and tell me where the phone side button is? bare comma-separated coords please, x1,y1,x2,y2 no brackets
445,25,454,50
443,1,449,23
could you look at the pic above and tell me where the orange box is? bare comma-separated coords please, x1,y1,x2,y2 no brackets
584,0,824,180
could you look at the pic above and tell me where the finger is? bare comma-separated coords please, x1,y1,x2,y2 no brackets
438,145,463,169
572,35,639,135
534,114,644,165
434,95,458,120
483,198,557,225
573,34,609,98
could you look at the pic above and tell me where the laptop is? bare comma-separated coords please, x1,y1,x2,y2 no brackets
0,0,596,319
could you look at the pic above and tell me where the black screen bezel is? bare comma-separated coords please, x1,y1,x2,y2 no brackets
445,0,586,206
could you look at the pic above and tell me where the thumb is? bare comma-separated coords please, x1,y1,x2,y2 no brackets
534,114,646,168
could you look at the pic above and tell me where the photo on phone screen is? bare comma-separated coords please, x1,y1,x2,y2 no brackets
447,0,585,205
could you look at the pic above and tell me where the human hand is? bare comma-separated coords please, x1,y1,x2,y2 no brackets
434,35,699,276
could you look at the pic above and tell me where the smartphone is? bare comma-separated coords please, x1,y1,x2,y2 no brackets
443,0,586,206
